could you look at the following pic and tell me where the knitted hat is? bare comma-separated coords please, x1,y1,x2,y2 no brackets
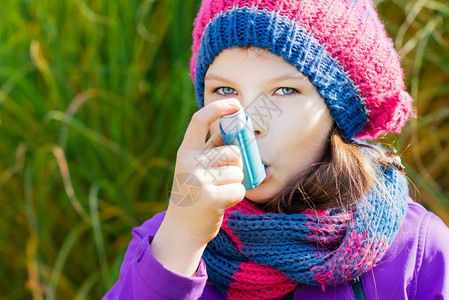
190,0,415,140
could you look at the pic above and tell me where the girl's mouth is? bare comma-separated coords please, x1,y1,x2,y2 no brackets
261,164,272,183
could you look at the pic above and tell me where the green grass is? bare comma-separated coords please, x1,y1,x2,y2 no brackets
376,0,449,223
0,0,200,298
0,0,448,298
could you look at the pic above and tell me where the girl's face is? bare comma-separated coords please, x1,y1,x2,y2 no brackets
204,48,333,203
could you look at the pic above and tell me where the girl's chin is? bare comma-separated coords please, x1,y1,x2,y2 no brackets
244,179,278,203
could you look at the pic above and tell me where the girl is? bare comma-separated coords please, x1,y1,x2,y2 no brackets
105,0,449,299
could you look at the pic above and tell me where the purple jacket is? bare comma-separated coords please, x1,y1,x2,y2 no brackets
104,198,449,299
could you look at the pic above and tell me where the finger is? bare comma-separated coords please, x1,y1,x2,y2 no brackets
181,99,240,151
213,183,246,208
202,165,244,186
194,145,242,169
203,132,225,150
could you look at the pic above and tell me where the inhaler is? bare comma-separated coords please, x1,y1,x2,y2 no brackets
219,106,266,190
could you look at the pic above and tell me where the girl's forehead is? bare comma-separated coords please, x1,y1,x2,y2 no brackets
210,48,298,72
207,48,308,83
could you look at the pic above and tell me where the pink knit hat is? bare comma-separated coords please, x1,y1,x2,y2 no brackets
190,0,415,140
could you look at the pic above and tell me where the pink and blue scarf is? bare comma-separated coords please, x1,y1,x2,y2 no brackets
203,168,409,299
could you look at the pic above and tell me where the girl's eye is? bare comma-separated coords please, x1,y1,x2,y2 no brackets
274,87,298,96
215,87,237,96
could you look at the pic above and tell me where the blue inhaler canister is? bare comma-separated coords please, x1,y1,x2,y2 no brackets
219,106,266,190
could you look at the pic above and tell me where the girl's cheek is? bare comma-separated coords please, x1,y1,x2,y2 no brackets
204,97,215,107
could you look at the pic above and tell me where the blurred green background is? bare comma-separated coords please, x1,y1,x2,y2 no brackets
0,0,448,298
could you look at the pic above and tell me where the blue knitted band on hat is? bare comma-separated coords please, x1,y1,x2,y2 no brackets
195,6,369,140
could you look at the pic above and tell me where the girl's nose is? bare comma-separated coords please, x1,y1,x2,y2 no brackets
254,129,263,137
240,95,270,138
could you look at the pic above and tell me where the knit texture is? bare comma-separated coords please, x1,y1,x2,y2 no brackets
190,0,415,140
202,167,409,299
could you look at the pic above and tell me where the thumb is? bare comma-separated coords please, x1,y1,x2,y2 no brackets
180,99,240,151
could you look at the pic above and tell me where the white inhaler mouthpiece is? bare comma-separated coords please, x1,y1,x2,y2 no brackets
219,106,266,190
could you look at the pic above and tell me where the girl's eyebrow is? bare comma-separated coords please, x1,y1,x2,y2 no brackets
204,73,308,85
204,74,235,84
267,74,309,85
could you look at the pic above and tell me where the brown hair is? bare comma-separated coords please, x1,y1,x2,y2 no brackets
259,124,397,214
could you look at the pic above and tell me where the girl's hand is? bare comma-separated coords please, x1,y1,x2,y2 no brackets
151,99,245,276
165,98,245,244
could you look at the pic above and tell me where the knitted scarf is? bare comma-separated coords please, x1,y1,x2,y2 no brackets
202,167,409,299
